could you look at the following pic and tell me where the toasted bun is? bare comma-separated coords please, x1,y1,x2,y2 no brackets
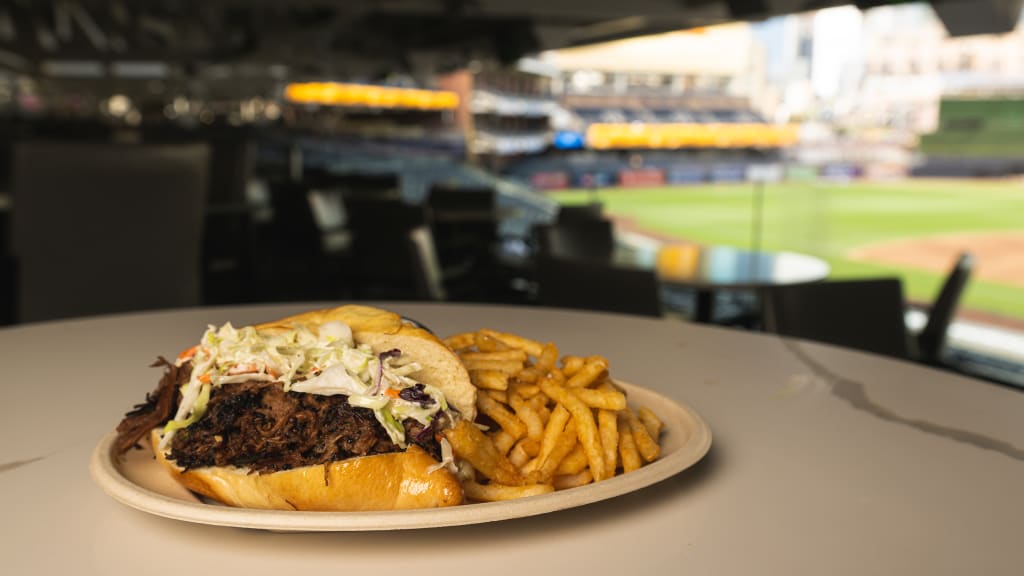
256,305,476,421
150,430,463,511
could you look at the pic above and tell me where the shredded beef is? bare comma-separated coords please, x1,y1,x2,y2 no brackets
116,361,443,473
115,358,188,454
168,380,442,472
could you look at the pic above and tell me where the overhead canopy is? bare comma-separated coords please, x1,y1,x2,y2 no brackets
538,25,756,76
0,0,1018,80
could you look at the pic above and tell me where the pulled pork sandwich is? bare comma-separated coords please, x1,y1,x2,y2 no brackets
114,305,476,511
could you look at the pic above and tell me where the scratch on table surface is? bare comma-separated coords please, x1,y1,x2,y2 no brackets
781,339,1024,462
0,455,50,474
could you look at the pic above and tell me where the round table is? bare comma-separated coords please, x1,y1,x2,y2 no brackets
3,302,1022,575
632,243,831,322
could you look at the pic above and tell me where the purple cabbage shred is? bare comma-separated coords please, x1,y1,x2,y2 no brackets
398,383,435,407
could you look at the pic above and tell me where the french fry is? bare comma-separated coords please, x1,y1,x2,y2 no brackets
490,429,517,456
622,408,661,462
515,383,541,398
513,366,542,384
537,342,559,372
553,469,593,490
539,377,605,482
443,421,524,486
535,404,571,465
565,357,609,388
463,480,554,502
533,398,551,425
537,419,578,481
638,406,664,439
508,441,532,468
509,393,545,442
471,370,510,391
571,387,627,411
555,443,589,475
461,358,525,374
561,355,585,377
474,332,510,352
477,393,526,440
547,368,567,386
618,425,642,473
443,332,476,351
597,409,619,480
461,349,529,363
518,437,540,457
486,389,509,404
478,329,544,358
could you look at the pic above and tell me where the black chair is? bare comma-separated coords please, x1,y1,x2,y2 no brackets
408,226,447,301
266,180,324,256
427,185,496,216
537,255,663,317
915,252,974,365
11,141,209,322
761,278,911,359
201,205,255,305
426,186,500,300
556,202,604,224
342,197,427,300
256,180,334,301
533,218,616,263
335,173,402,201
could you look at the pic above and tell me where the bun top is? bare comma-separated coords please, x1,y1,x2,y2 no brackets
257,305,476,421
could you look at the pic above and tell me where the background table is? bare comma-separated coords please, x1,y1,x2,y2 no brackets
3,302,1022,575
626,243,831,322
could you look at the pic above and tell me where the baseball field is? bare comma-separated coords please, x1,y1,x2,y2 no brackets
550,178,1024,324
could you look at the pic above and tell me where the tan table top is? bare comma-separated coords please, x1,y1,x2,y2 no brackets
2,302,1022,575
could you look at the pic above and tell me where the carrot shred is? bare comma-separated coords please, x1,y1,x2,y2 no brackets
177,345,200,362
384,388,401,399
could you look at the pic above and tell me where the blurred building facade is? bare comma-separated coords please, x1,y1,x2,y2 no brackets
501,25,798,189
857,4,1024,135
747,2,1024,177
437,66,555,169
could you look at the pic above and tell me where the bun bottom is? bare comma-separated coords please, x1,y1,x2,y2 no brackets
150,430,464,511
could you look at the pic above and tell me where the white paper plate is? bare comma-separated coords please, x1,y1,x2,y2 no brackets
89,381,711,531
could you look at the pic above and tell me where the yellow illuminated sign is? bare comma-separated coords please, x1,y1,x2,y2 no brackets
284,82,460,110
585,123,799,149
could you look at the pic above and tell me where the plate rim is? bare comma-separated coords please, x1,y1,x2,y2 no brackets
89,381,711,531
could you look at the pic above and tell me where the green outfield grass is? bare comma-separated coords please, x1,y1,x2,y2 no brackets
551,179,1024,320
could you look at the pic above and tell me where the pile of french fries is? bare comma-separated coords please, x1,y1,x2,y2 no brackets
442,328,663,502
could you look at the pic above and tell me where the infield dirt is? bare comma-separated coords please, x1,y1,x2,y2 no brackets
848,231,1024,289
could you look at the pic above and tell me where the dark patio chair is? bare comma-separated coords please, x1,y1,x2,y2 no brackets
533,218,616,263
537,255,663,317
556,202,604,224
426,186,500,300
915,252,974,365
11,141,209,322
342,197,427,300
761,277,911,359
763,252,976,365
408,226,447,301
427,185,496,215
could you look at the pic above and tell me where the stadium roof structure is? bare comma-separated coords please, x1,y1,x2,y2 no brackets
0,0,1019,83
